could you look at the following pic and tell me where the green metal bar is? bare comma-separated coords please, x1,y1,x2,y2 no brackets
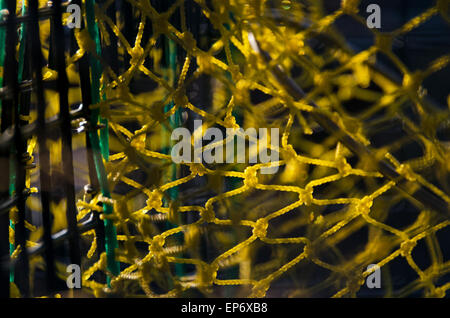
85,0,120,285
162,38,184,278
0,2,8,297
7,0,27,283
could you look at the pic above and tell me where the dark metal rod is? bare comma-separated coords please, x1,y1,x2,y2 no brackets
0,80,81,100
29,0,57,293
9,216,99,266
0,196,17,216
4,0,30,297
0,86,11,298
0,9,12,297
0,107,85,155
0,219,8,298
0,3,70,27
81,66,106,259
52,0,81,269
0,80,33,99
71,0,106,282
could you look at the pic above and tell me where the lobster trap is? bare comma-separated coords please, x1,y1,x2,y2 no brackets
0,0,449,298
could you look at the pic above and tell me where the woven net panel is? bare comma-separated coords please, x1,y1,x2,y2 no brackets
7,0,450,297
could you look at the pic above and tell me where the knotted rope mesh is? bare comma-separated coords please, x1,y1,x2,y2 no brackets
1,0,449,297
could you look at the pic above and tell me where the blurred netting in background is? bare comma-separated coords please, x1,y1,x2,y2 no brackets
0,0,449,298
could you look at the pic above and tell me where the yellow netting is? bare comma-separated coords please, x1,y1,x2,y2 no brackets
13,0,450,297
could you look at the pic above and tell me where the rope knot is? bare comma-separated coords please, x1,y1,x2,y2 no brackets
298,187,313,205
198,263,218,285
130,45,144,66
355,196,373,215
179,31,196,53
200,207,215,223
146,190,163,210
251,281,270,298
302,243,312,258
283,144,298,160
224,115,239,128
173,89,188,108
197,51,214,74
190,163,207,176
234,79,251,105
336,157,352,177
244,167,258,187
400,239,417,257
150,235,165,255
229,65,241,81
253,219,268,239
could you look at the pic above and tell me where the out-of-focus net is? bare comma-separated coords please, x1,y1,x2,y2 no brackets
9,0,450,297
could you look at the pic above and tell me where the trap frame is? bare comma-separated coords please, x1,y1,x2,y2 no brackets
0,0,449,298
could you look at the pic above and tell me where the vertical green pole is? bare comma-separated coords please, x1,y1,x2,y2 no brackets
162,38,184,278
85,0,120,285
6,0,27,283
164,38,180,202
0,1,7,294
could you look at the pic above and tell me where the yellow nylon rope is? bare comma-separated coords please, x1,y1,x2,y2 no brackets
6,0,450,297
